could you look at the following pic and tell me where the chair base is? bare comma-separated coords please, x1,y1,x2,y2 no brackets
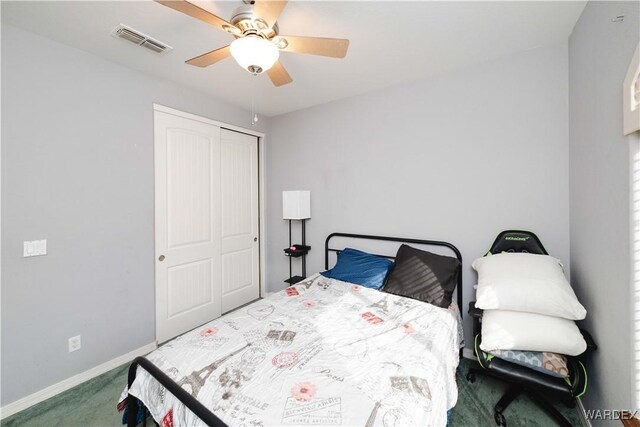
467,367,574,427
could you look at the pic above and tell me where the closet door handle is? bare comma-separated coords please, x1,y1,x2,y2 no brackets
253,237,258,242
158,255,165,261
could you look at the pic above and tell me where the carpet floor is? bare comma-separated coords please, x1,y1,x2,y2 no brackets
1,358,583,427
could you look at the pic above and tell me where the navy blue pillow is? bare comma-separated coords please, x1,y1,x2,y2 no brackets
321,248,394,289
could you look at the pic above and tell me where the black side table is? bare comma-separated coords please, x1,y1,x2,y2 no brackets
284,219,310,285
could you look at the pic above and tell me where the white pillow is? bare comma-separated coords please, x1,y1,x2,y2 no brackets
480,310,587,356
472,253,586,320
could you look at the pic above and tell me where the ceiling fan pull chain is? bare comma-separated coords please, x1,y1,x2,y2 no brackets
251,96,255,126
251,77,258,125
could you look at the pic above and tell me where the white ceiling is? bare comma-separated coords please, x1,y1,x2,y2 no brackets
2,1,586,117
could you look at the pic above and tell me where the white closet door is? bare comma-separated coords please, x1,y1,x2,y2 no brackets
155,110,222,343
220,128,260,313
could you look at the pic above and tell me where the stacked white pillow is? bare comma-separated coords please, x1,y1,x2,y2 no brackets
472,253,587,356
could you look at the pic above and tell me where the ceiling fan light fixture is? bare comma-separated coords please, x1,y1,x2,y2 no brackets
230,36,279,74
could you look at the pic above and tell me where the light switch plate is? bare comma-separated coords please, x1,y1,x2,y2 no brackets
23,240,47,257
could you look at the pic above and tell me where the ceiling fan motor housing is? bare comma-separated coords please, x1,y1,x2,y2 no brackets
230,5,278,39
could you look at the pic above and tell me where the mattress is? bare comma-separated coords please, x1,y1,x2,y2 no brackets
119,273,463,426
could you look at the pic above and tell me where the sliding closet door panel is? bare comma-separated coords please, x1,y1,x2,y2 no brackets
155,110,221,343
166,130,212,249
167,259,212,317
220,128,259,312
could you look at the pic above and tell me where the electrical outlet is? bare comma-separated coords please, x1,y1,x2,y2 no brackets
68,335,81,353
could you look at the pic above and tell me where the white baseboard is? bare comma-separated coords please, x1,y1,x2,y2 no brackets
576,397,592,427
0,341,157,420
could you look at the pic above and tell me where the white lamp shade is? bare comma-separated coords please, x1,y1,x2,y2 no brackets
283,191,311,220
230,36,279,73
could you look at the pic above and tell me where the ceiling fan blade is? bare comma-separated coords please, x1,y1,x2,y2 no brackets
253,1,288,29
155,0,238,34
186,45,231,67
267,60,293,87
276,35,349,58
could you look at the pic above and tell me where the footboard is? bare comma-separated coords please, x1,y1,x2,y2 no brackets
127,356,228,427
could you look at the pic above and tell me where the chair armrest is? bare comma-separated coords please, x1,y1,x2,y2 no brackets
468,301,483,318
579,328,597,352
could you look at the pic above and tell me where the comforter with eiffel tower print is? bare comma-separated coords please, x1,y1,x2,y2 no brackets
118,273,463,427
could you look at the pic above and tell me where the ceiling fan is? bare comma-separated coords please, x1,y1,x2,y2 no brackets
155,0,350,87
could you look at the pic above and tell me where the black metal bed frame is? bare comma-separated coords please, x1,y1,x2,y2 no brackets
127,357,227,427
127,232,463,427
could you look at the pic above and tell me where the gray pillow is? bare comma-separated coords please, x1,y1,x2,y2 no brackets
382,244,460,308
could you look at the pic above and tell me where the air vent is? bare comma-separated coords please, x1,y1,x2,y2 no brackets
111,24,173,56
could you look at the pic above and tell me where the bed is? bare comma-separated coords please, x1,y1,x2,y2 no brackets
120,233,464,427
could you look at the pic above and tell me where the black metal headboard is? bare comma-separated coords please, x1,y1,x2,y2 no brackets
324,232,463,318
487,230,548,255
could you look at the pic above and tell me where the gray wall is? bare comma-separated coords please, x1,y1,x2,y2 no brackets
0,24,269,406
569,1,640,420
266,43,571,349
